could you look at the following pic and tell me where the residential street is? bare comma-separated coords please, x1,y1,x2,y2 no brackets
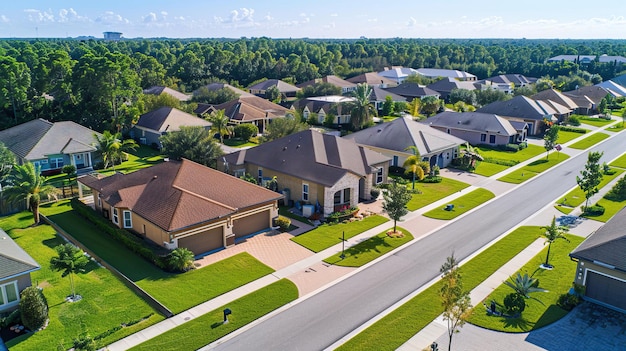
208,133,626,351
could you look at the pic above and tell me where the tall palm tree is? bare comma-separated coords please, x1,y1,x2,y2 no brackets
2,162,58,224
206,109,230,144
93,131,137,169
403,146,428,189
541,216,570,268
50,243,89,300
349,83,375,130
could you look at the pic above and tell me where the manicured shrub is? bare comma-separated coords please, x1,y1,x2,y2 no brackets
556,293,582,311
166,248,195,272
582,204,605,216
421,176,442,183
503,143,520,152
370,188,381,199
560,126,587,134
605,177,626,201
483,157,518,167
568,115,581,126
62,164,77,175
0,309,20,328
19,286,49,331
503,292,525,315
518,141,528,150
275,216,291,231
233,124,259,141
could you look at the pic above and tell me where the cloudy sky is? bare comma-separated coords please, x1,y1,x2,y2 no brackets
1,0,625,39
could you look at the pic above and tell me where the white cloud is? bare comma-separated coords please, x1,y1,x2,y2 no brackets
264,13,273,21
95,11,130,25
24,9,54,22
58,8,87,23
0,15,9,23
407,17,417,27
330,13,338,17
230,8,255,22
161,11,168,17
143,12,157,23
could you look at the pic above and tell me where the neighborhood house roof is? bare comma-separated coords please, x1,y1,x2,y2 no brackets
292,96,355,115
384,83,440,99
426,111,518,136
0,229,40,280
563,86,611,104
224,129,390,187
193,82,253,97
248,79,300,94
377,67,420,81
136,107,211,133
0,119,100,161
416,68,476,80
531,89,579,110
208,96,290,122
426,77,479,95
482,74,536,86
595,80,626,98
346,72,397,86
78,159,282,232
477,95,565,121
297,75,356,90
369,86,407,102
143,86,191,101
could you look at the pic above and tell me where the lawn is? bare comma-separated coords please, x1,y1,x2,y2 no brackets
498,153,570,184
323,227,413,267
578,116,615,127
129,279,298,351
1,212,163,351
223,138,257,148
557,130,587,144
568,132,610,149
555,168,624,208
584,197,626,222
606,123,625,132
423,188,495,220
290,215,388,252
610,153,626,169
473,161,509,177
467,234,584,332
476,144,544,164
97,145,164,176
337,226,544,351
405,177,470,211
40,201,275,314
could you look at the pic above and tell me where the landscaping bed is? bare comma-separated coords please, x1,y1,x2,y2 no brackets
423,188,494,220
323,227,413,267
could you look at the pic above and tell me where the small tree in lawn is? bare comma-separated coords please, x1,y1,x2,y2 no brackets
577,151,604,209
382,181,411,234
403,146,428,190
50,243,89,301
19,286,49,331
440,254,472,351
540,216,570,269
543,125,559,159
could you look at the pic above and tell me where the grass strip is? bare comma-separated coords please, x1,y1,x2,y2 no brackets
323,227,413,267
498,154,570,184
555,168,624,208
557,130,587,144
406,178,470,211
423,188,495,220
584,197,626,222
610,153,626,169
473,162,510,177
568,133,609,149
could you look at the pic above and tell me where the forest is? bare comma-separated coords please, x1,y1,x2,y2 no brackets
0,37,625,132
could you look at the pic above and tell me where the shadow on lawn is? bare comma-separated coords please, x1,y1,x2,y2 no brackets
528,159,549,166
326,236,390,264
502,315,535,331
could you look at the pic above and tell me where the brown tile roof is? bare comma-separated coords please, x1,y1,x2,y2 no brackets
135,107,211,133
346,72,397,86
210,96,290,122
143,86,191,101
297,75,357,89
78,159,282,232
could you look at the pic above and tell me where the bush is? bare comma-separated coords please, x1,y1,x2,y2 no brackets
19,286,48,331
604,177,626,201
274,216,291,231
233,124,259,141
370,188,381,199
421,176,442,183
431,165,440,176
388,165,407,178
503,143,520,152
62,164,77,175
0,309,20,328
518,141,528,150
568,115,581,126
248,136,261,144
165,248,195,272
582,204,605,216
503,293,525,315
557,293,582,311
483,157,519,167
560,126,587,134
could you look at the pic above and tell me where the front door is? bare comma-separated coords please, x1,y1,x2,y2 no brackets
73,153,86,169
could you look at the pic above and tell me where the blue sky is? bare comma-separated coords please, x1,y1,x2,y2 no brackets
1,1,625,39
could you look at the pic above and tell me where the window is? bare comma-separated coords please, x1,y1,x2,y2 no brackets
489,135,496,144
393,156,399,167
233,169,245,178
302,183,309,201
446,128,451,134
480,134,486,142
0,282,19,307
49,158,64,169
376,167,384,184
123,210,132,228
258,168,263,184
112,208,119,224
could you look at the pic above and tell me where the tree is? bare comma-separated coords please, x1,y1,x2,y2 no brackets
407,98,420,117
577,151,604,209
0,141,15,185
165,248,195,272
264,86,281,103
543,125,560,159
403,146,427,189
460,143,483,171
0,56,31,122
2,162,58,224
439,254,472,351
381,181,411,234
475,88,511,106
449,88,476,106
93,131,137,169
598,96,608,116
19,286,49,331
263,117,308,142
160,126,224,168
50,243,90,300
541,216,570,268
234,123,259,142
605,176,626,201
192,86,240,105
349,83,375,130
206,109,230,143
504,273,548,309
419,96,441,116
381,95,394,116
296,82,341,99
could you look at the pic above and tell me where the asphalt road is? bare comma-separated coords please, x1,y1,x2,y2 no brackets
208,134,626,351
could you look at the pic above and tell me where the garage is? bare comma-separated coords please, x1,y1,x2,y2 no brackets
177,227,224,255
233,210,270,238
585,271,626,311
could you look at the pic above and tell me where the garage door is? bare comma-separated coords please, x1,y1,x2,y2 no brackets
585,271,626,311
177,227,223,255
233,210,270,238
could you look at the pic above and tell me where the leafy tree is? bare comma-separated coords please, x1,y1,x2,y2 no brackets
240,173,258,185
19,286,49,331
403,146,427,189
160,126,224,168
264,86,281,103
407,98,420,117
166,248,195,272
577,151,604,208
2,162,58,224
206,109,231,143
393,101,408,114
192,86,240,105
233,123,259,141
605,176,626,201
598,96,608,116
420,96,441,117
541,216,570,268
263,117,308,142
449,88,476,106
0,141,15,184
513,86,536,97
381,181,411,234
475,88,511,106
50,243,89,300
504,273,547,310
0,56,31,122
296,82,341,99
543,125,559,159
381,95,394,116
439,254,472,351
93,131,137,169
452,101,475,112
142,92,181,112
349,83,375,130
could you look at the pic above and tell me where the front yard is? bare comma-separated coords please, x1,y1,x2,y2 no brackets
323,227,413,267
498,153,571,184
568,132,609,150
471,144,545,177
555,167,624,213
423,188,495,220
405,177,470,211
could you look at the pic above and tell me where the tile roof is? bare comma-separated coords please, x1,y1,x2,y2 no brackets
384,83,440,99
416,68,476,80
369,86,407,102
79,159,282,232
143,86,191,101
297,75,356,89
343,116,466,156
531,89,578,110
0,229,40,280
477,95,563,121
248,79,301,94
209,96,290,122
563,86,611,104
0,119,100,160
193,82,253,97
224,129,389,187
135,107,211,133
346,73,397,86
570,206,626,272
426,111,518,136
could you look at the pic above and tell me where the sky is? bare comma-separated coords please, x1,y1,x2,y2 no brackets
1,1,626,39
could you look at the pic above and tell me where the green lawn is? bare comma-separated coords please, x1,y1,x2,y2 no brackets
477,144,544,164
1,212,163,351
423,188,495,220
40,201,274,314
223,138,257,148
473,162,510,177
278,206,313,225
557,130,587,144
568,133,610,149
406,177,470,211
578,116,615,127
323,227,413,267
98,145,164,176
584,197,626,222
290,215,389,252
554,205,575,214
498,153,570,184
129,279,298,351
337,226,543,351
467,234,584,332
610,153,626,169
555,168,624,208
607,124,625,132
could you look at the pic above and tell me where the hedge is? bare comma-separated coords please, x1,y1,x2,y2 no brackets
559,126,588,134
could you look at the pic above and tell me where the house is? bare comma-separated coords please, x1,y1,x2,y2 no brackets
569,206,626,313
595,80,626,98
197,96,292,133
131,107,212,148
531,89,579,111
369,86,407,112
416,68,477,81
346,73,397,88
476,95,568,135
611,74,626,88
426,77,481,101
343,116,466,169
547,54,626,64
563,86,611,115
248,79,301,98
78,159,283,255
193,82,254,98
220,129,390,215
291,96,355,126
426,111,527,146
0,119,101,175
481,74,536,88
0,229,40,313
297,75,357,94
143,86,191,102
384,83,440,101
377,66,420,84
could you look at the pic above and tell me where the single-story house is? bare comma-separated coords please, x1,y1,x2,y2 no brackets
384,83,440,101
416,68,477,81
0,229,40,313
343,116,466,169
570,206,626,313
0,119,101,175
220,129,390,215
426,78,481,101
143,86,191,102
377,66,420,84
193,82,254,98
248,79,301,98
563,86,612,115
481,74,537,88
426,111,527,146
291,95,355,126
531,89,579,111
369,86,407,112
78,159,283,255
346,73,397,88
131,107,212,148
595,80,626,98
297,75,357,94
197,96,292,134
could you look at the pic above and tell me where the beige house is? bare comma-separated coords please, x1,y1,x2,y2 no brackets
78,159,282,256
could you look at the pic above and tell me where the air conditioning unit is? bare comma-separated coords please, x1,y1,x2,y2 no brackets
163,241,176,250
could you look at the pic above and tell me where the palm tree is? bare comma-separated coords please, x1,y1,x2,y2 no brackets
461,143,484,170
2,162,59,224
403,146,428,190
93,131,137,169
50,243,89,300
349,83,375,130
541,216,570,268
166,247,195,272
206,109,230,144
504,273,548,305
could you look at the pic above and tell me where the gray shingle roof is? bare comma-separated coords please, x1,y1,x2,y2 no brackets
248,79,300,94
369,86,407,102
477,95,562,121
193,82,253,97
0,229,40,280
532,89,578,110
136,107,211,133
143,86,191,101
426,111,517,136
346,73,397,86
384,83,440,99
297,75,356,89
563,86,610,104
